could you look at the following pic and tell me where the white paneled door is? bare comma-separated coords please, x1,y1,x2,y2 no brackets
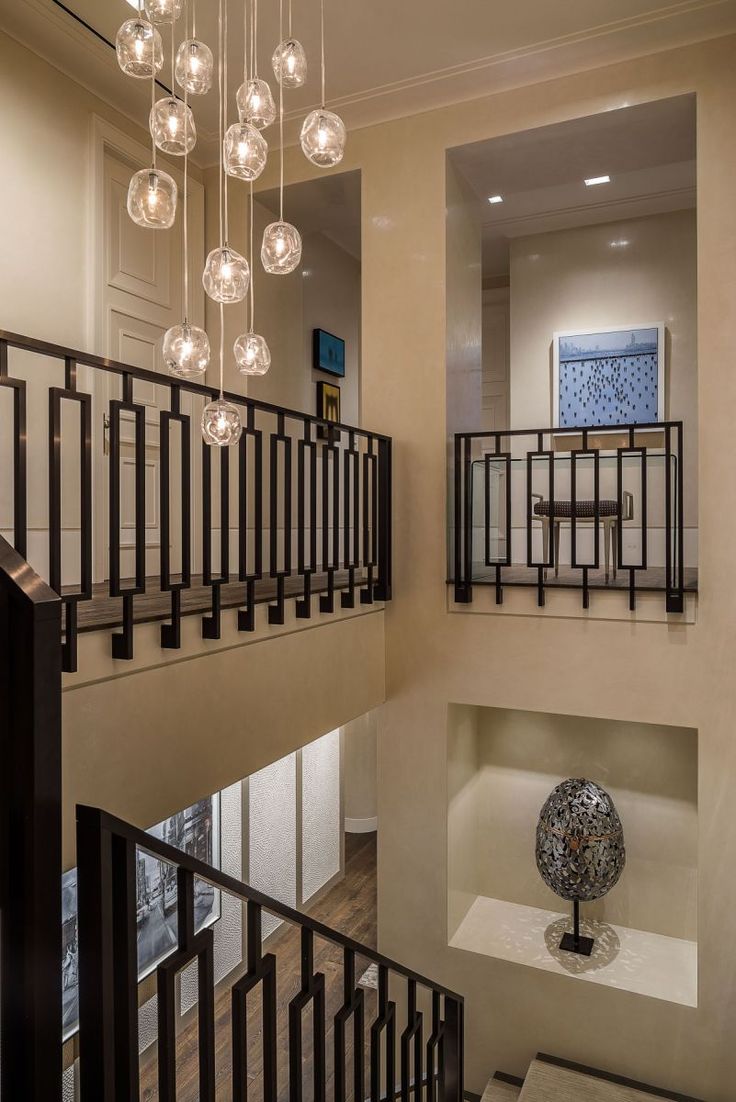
90,118,204,584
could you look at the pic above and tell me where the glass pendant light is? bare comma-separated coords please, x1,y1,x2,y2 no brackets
164,21,210,381
175,39,213,95
127,167,177,229
202,304,242,446
235,183,271,376
263,0,302,275
203,245,250,303
150,95,196,155
116,17,163,78
300,109,346,167
224,122,267,180
237,78,276,129
163,322,210,376
261,221,301,274
271,38,306,87
300,0,346,167
144,0,183,25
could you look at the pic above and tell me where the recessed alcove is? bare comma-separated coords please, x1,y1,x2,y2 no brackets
447,705,698,1006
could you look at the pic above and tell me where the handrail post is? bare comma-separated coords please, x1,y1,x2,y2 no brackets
0,538,62,1102
442,995,464,1102
375,436,392,601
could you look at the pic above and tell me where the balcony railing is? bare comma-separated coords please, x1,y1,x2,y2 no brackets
451,422,690,612
0,330,392,672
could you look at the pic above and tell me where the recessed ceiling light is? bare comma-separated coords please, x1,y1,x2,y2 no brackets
487,195,504,204
584,175,611,187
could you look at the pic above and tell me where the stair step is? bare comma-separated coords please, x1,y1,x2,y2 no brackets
482,1074,523,1102
520,1058,701,1102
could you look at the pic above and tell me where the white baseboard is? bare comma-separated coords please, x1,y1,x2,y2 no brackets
345,816,377,834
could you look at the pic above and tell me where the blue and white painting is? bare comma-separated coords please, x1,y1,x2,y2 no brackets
554,326,663,427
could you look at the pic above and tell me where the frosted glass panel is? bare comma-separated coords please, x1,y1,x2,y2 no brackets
301,729,341,903
249,753,297,938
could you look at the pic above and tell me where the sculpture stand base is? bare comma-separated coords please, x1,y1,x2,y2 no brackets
559,900,594,957
559,931,594,957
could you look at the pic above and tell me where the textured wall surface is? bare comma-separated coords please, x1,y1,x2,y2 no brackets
301,729,341,902
249,753,298,938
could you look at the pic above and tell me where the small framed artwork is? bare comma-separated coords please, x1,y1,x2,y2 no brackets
313,328,345,378
553,324,665,428
316,381,341,438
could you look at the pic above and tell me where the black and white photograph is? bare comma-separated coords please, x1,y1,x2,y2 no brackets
61,795,220,1041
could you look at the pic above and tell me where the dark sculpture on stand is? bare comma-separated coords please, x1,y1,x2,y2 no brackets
536,778,625,957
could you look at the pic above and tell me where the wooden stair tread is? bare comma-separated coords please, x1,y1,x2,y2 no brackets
482,1076,522,1101
520,1059,678,1102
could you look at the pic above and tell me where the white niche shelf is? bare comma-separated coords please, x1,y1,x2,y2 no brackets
450,894,697,1007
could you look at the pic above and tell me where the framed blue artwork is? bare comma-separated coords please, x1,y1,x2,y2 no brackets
553,324,665,428
313,328,345,378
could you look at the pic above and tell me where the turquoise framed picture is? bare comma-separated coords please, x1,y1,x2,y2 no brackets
313,328,345,378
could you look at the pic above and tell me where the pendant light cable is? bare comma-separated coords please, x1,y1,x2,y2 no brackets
182,4,190,322
219,301,225,397
249,181,255,332
320,0,325,107
150,22,157,168
192,0,197,41
223,0,230,244
288,0,292,38
253,0,258,77
217,0,224,248
278,0,284,221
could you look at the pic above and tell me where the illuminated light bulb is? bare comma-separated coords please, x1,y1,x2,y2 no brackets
127,167,177,229
116,18,163,78
271,38,307,88
224,122,267,181
175,39,213,95
236,77,276,129
202,246,250,303
261,221,302,274
300,109,346,168
150,96,196,155
234,332,271,376
144,0,184,25
162,323,210,378
201,398,242,446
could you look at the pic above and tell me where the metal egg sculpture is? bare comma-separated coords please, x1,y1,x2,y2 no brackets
536,778,625,903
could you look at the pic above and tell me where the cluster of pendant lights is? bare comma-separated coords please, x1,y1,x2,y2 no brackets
116,0,346,446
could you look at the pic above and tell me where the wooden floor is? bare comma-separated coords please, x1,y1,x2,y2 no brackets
139,832,378,1102
469,562,697,593
70,569,368,634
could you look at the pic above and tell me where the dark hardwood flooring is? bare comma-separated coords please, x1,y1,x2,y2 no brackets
139,832,378,1102
68,570,369,634
468,562,697,593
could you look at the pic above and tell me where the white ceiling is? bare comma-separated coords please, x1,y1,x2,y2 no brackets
258,169,361,258
1,0,734,164
450,95,697,278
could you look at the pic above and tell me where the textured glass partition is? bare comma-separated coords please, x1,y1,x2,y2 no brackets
301,729,341,902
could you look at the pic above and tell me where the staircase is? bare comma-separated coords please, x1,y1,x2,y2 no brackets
484,1055,704,1102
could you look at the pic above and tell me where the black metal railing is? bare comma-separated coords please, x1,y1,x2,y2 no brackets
0,329,392,673
0,535,63,1101
452,423,686,612
76,805,464,1102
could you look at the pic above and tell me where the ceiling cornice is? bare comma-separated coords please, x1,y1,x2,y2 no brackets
481,184,697,232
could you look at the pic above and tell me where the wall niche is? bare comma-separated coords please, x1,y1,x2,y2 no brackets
447,704,697,1006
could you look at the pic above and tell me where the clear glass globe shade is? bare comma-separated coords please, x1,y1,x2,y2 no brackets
116,18,163,79
236,78,276,129
127,168,177,229
271,39,307,87
163,323,210,378
224,123,268,181
300,109,346,168
150,97,196,156
234,332,271,376
144,0,183,24
261,221,302,275
202,398,242,447
202,246,250,303
175,39,214,95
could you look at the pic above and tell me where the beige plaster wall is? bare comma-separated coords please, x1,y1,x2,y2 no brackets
343,709,378,826
448,705,698,941
509,208,698,525
446,161,483,436
249,33,736,1100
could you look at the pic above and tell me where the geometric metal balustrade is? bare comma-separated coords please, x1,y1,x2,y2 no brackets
76,806,464,1102
0,329,392,673
451,422,688,612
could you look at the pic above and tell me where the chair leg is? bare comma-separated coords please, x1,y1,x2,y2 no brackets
554,521,561,578
604,521,611,583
